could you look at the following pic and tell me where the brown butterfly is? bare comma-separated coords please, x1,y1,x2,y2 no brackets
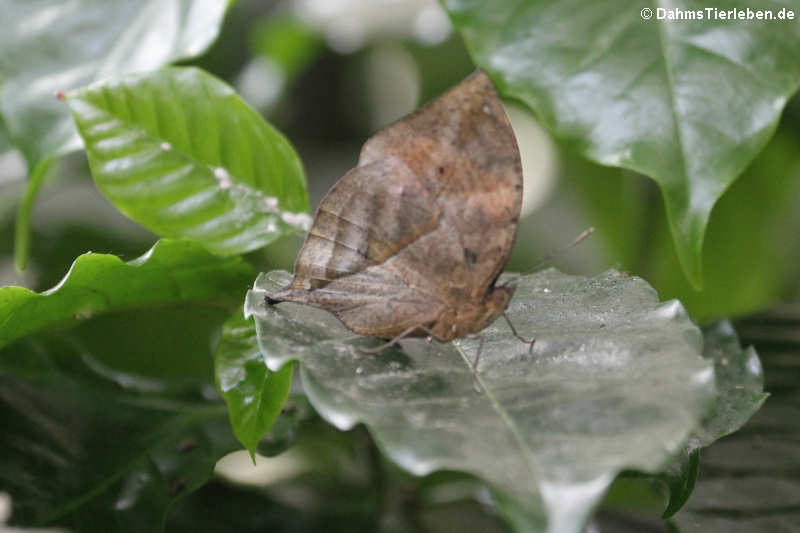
267,70,531,351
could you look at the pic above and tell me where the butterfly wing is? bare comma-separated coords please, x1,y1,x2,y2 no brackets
269,70,522,339
267,157,447,338
280,156,441,291
359,70,522,304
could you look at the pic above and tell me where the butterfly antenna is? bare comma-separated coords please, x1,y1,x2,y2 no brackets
526,227,594,274
503,227,595,284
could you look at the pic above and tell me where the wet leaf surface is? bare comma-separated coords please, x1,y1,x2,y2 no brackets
249,268,716,532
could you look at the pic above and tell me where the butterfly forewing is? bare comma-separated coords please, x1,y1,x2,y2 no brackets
268,70,523,341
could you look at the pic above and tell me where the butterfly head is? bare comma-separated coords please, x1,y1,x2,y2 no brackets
474,284,516,334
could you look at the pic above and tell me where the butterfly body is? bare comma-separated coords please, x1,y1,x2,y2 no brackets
267,70,522,343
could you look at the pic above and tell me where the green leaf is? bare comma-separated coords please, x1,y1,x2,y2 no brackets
247,268,717,533
12,157,53,271
659,319,766,519
648,129,800,321
604,319,766,519
0,239,253,350
215,312,293,457
694,320,767,447
71,306,230,390
661,448,701,519
65,67,309,256
443,0,800,287
250,15,324,82
568,126,800,322
0,0,229,166
0,338,238,532
1,0,230,271
670,308,800,532
167,481,299,532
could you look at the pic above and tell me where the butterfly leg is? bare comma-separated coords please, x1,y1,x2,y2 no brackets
503,312,535,354
358,324,437,355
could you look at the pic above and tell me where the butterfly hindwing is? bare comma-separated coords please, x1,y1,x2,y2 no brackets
287,157,440,290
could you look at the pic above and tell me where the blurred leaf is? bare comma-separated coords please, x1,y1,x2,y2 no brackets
1,0,230,271
694,321,767,447
0,118,10,153
444,0,800,287
247,268,717,533
215,312,293,457
12,157,53,271
175,426,381,533
0,0,229,166
659,448,701,519
658,320,766,519
1,295,313,532
671,307,800,532
250,16,324,82
66,67,309,256
561,152,650,274
0,121,27,220
254,394,316,457
0,239,254,350
570,127,800,322
167,481,299,533
0,307,230,398
70,306,230,390
648,129,800,321
0,348,237,533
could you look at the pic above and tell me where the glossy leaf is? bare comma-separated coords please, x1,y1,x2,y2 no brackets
659,448,702,519
671,308,800,532
443,0,800,287
569,126,800,322
215,312,293,457
657,320,765,519
66,67,309,256
648,129,800,321
248,268,717,533
603,318,766,521
693,321,767,447
2,0,230,271
0,0,229,166
0,239,254,350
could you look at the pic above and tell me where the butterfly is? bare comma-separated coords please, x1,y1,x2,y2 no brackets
267,70,530,351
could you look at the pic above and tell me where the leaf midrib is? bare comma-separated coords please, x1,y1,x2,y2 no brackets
82,79,293,238
653,0,691,189
452,342,541,481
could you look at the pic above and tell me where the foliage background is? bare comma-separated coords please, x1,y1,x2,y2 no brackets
0,0,798,532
